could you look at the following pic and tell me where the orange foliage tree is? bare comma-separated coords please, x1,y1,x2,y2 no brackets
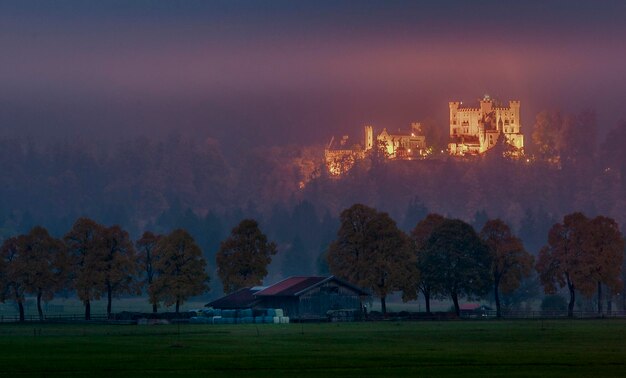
216,219,277,294
480,219,533,318
101,225,142,318
0,236,27,321
327,204,416,314
584,216,624,314
150,229,209,313
64,217,107,320
19,227,69,321
536,212,624,317
411,213,446,313
136,231,161,313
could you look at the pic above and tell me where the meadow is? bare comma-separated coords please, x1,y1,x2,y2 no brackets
0,319,625,377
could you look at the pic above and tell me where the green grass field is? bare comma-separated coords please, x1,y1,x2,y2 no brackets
1,320,625,377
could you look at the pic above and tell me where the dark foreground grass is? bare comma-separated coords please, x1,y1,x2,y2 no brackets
1,319,625,377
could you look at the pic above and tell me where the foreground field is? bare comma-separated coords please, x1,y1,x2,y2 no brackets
1,320,625,377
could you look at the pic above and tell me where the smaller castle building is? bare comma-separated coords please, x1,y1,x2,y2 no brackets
368,122,427,159
325,122,427,175
448,95,524,156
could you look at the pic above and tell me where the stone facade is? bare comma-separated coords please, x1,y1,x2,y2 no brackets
370,122,427,159
324,123,427,175
448,95,524,156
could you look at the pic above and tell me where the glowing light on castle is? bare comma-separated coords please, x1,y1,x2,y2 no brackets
448,95,524,156
324,95,525,175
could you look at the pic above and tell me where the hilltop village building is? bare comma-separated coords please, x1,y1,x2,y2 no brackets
324,122,427,176
448,96,524,156
324,95,524,175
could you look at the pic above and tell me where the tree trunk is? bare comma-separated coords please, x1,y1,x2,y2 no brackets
607,287,612,315
380,296,387,315
107,284,112,319
37,291,44,321
494,278,502,318
423,289,431,314
15,287,24,322
451,292,460,317
175,299,180,314
597,281,603,315
85,299,91,320
567,282,575,318
17,301,25,322
152,303,157,313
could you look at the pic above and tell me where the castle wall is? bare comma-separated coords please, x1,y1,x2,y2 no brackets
449,97,523,156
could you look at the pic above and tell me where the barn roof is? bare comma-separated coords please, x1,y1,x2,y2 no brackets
255,275,369,297
205,287,262,309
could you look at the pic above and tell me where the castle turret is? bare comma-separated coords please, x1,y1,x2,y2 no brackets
364,125,374,151
509,100,521,133
449,102,460,136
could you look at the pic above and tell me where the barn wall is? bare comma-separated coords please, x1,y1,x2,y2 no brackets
297,281,362,319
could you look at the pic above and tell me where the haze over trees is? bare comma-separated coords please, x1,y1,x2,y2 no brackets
1,107,626,315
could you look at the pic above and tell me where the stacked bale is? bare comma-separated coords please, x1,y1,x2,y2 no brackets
194,308,289,324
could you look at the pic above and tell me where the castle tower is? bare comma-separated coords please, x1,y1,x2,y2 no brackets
411,122,422,135
364,125,374,151
449,102,460,136
508,100,521,133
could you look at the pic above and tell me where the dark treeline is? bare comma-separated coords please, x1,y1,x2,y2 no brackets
1,111,625,288
327,204,624,318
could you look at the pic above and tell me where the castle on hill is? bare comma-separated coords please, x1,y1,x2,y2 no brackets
448,95,524,156
324,122,428,175
324,95,524,175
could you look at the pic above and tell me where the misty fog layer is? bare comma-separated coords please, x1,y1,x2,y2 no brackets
2,1,626,152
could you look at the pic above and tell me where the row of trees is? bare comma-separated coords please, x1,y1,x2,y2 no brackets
2,205,624,320
327,204,624,317
0,216,278,321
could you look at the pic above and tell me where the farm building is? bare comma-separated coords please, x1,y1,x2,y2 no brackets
206,276,370,321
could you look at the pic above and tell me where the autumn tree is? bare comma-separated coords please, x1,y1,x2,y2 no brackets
421,219,491,317
327,204,416,314
19,227,69,321
532,110,597,165
216,219,277,294
535,212,623,317
64,217,106,320
150,229,209,313
101,225,142,318
411,213,446,313
136,231,161,313
480,219,534,318
583,216,624,314
0,236,27,321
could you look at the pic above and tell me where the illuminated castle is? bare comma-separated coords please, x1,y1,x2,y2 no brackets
448,95,524,156
324,95,525,175
325,123,428,175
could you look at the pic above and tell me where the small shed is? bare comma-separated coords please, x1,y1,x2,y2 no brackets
254,276,370,321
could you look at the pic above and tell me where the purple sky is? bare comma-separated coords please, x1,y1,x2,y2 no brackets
1,1,626,150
